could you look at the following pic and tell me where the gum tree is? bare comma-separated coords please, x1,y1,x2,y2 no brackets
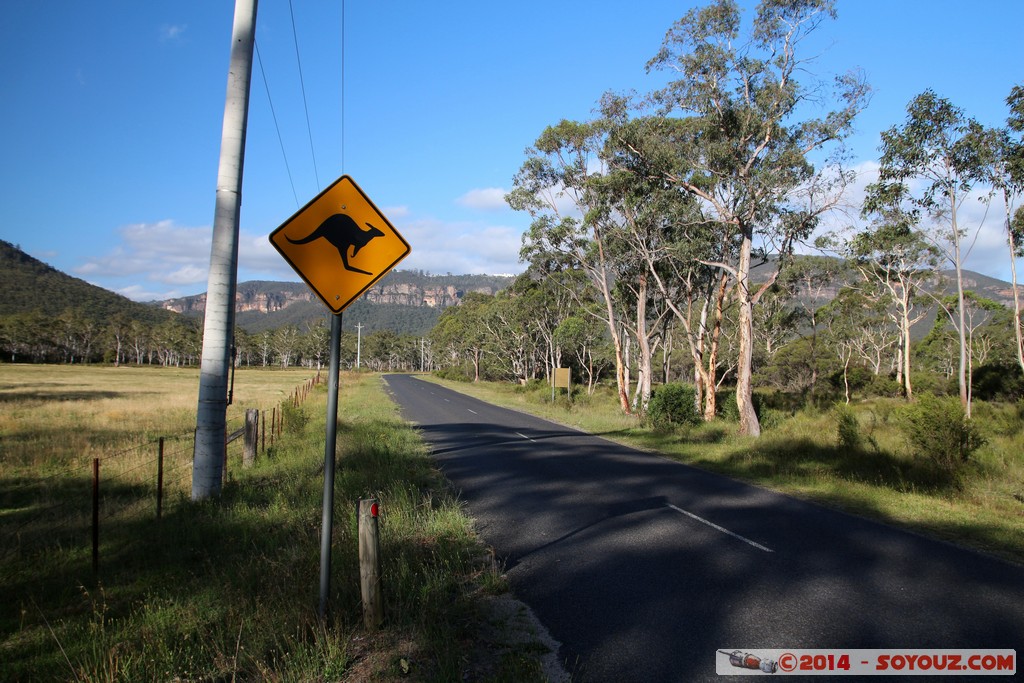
635,0,869,435
988,84,1024,373
830,220,939,400
866,90,992,416
508,120,634,412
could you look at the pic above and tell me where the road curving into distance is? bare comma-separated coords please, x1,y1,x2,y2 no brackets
383,374,1022,682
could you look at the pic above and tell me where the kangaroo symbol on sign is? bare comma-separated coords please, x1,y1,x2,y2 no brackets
286,214,385,275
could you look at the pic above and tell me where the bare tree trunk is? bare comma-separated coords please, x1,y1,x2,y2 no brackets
635,274,653,412
703,272,728,421
843,355,851,404
735,233,761,437
901,305,914,400
1009,224,1024,374
951,205,970,418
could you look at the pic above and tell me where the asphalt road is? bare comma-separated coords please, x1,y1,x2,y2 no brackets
383,374,1022,681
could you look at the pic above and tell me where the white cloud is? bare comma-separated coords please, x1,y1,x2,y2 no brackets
393,216,525,276
382,205,410,219
160,24,187,42
808,161,1018,282
73,221,208,281
75,205,527,301
456,187,509,211
73,220,298,300
164,264,208,285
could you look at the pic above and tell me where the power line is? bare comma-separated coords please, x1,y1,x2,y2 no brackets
288,0,321,191
255,39,300,208
341,0,346,173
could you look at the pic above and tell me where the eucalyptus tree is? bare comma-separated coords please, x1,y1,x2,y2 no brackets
600,113,735,419
506,270,578,384
776,256,845,395
866,90,993,416
508,119,633,412
480,289,538,384
629,0,869,435
256,329,274,367
302,319,330,370
828,220,938,400
430,291,493,382
553,312,610,395
585,154,679,412
987,84,1024,373
272,324,302,368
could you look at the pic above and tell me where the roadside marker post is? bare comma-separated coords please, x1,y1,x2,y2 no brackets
268,174,410,620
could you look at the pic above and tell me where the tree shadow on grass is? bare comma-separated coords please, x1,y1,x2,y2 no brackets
712,436,958,495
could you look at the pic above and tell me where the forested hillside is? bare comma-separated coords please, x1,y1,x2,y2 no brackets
0,239,172,325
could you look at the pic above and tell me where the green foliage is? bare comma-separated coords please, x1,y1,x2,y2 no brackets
280,401,310,433
0,240,173,326
972,362,1024,401
832,403,862,450
646,382,701,429
434,367,474,382
717,390,740,421
899,393,985,484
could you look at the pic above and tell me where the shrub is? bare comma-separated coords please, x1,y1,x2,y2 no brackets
972,362,1024,402
717,390,740,420
866,374,903,398
434,367,473,382
899,393,985,484
832,403,862,450
759,408,788,431
647,383,702,429
280,402,309,433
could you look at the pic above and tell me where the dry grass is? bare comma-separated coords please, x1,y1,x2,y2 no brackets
0,363,316,473
1,367,556,681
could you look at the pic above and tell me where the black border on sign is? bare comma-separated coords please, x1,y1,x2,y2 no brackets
268,174,412,315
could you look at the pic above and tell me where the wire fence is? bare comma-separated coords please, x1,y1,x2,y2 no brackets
1,374,323,571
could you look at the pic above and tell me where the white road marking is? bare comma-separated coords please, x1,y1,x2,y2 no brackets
467,409,478,415
666,504,773,553
516,432,536,442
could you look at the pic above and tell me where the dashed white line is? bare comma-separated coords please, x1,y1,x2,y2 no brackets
666,504,773,553
467,409,478,415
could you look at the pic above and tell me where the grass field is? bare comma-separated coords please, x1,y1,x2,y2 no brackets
423,377,1024,566
0,365,555,682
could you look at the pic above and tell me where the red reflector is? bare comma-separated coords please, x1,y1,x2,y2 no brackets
370,502,379,517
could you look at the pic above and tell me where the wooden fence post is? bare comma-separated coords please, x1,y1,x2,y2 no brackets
358,498,383,629
243,408,258,468
270,407,276,447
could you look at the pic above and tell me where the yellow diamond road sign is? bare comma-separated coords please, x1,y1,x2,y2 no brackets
269,174,411,314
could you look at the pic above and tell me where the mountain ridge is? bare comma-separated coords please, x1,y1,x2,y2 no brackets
158,272,516,334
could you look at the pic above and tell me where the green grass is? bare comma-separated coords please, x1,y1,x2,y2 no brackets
424,377,1024,566
1,367,553,682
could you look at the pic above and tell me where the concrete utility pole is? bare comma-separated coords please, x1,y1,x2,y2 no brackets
193,0,258,500
355,323,363,369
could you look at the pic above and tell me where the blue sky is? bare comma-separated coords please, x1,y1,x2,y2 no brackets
2,0,1022,302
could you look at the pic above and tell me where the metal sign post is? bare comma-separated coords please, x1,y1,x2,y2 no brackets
269,174,410,620
318,312,342,620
